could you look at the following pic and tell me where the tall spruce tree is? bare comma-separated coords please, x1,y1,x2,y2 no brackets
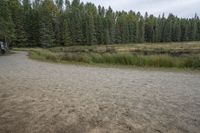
9,0,28,47
105,7,115,44
128,11,137,43
70,0,83,45
0,0,15,44
38,0,55,47
62,19,72,46
136,13,145,43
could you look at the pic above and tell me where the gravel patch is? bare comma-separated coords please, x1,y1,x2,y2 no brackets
0,52,200,133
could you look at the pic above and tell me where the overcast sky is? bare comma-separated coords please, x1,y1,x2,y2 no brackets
79,0,200,18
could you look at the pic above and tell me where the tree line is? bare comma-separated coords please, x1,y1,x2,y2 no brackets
0,0,200,47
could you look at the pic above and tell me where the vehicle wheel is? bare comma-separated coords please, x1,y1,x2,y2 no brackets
1,50,5,54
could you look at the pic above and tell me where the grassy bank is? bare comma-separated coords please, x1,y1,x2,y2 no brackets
13,42,200,69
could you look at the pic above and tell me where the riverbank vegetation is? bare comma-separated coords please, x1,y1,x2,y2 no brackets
14,42,200,69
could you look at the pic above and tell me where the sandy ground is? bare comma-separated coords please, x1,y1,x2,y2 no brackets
0,52,200,133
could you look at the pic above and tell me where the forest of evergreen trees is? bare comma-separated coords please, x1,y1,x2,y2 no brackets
0,0,200,47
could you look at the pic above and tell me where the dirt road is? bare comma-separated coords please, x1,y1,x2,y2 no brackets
0,52,200,133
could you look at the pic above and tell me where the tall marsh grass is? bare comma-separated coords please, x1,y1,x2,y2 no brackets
29,48,200,69
29,49,63,62
14,46,199,69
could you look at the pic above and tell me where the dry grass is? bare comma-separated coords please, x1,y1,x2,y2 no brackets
13,42,200,69
49,42,200,54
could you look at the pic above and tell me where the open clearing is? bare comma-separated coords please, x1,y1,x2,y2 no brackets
0,52,200,133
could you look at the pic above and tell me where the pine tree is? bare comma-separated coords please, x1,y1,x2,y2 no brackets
39,21,55,47
115,13,122,44
197,17,200,41
181,20,189,41
136,13,145,43
174,21,181,42
128,11,137,43
102,17,110,44
13,11,27,47
85,13,97,45
121,13,129,43
162,14,174,42
0,0,15,44
96,15,104,44
145,15,154,42
70,1,83,45
9,0,27,47
63,19,72,46
191,19,197,41
38,0,55,47
30,6,40,47
104,29,110,45
22,0,32,46
105,7,115,44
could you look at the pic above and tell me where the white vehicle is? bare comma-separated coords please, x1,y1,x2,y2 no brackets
0,41,6,54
